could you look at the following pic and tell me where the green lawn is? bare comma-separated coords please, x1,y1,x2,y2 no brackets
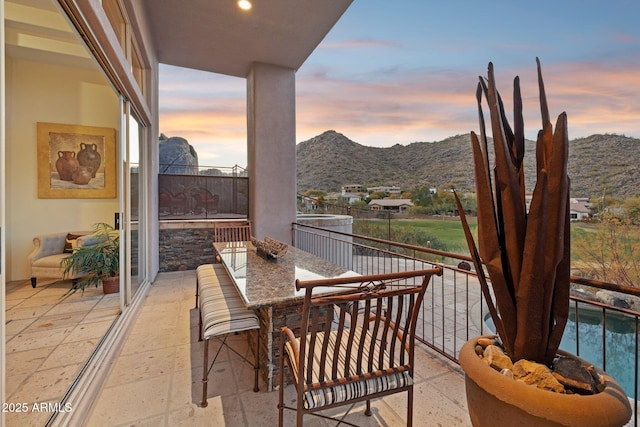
354,217,640,286
394,217,475,253
354,217,616,259
354,217,476,255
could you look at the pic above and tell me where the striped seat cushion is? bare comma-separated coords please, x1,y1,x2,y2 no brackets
285,327,412,410
197,264,230,291
198,265,259,338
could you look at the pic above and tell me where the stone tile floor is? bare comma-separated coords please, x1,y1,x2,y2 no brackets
85,270,472,426
5,272,472,426
5,278,120,426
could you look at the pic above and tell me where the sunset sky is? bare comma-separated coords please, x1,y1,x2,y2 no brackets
159,0,640,168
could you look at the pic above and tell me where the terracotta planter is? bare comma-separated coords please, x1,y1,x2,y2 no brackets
459,336,632,427
101,276,120,294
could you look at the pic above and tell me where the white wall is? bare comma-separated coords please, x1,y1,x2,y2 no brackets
6,57,119,280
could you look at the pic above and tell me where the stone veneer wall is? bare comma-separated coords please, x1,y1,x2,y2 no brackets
255,302,303,391
158,220,247,271
255,301,334,391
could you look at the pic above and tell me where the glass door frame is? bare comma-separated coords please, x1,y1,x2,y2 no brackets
0,1,6,420
121,100,148,307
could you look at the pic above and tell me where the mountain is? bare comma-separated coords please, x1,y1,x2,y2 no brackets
296,130,640,199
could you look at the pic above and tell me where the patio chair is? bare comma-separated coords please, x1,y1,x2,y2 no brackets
213,220,252,243
190,187,219,215
278,267,443,427
158,187,187,215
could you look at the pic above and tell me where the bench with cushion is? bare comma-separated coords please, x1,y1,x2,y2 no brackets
197,264,260,407
194,220,252,308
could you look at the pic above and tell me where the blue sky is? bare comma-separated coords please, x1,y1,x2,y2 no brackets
159,0,640,167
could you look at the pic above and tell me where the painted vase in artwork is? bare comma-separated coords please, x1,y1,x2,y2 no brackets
56,151,80,181
77,143,101,178
72,166,93,185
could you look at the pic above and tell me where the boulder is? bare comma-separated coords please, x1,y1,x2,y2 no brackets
595,289,632,309
159,134,199,174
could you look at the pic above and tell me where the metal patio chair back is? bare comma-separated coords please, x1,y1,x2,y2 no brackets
278,267,443,426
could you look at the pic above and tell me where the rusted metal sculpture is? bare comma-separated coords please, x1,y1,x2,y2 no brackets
455,58,570,365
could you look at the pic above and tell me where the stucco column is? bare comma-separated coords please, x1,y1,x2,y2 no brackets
247,63,296,243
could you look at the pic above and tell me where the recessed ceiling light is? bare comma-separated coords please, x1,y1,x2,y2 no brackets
238,0,252,11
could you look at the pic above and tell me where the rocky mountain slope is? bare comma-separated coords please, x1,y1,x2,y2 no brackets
296,130,640,199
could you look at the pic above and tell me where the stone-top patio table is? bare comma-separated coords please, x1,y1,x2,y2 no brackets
213,241,359,390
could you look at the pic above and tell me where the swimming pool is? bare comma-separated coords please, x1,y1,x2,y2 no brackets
485,304,638,397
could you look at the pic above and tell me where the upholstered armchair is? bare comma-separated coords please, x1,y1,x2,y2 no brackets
27,231,102,288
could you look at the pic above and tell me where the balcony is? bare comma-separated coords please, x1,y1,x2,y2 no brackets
6,272,469,426
6,222,639,426
82,270,472,426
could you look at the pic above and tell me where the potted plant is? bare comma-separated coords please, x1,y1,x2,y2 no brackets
454,59,631,426
61,222,120,294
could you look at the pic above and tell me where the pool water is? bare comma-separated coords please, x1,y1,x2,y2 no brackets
486,305,637,397
561,306,637,397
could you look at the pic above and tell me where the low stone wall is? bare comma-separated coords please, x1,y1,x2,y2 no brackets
158,220,246,271
255,301,303,391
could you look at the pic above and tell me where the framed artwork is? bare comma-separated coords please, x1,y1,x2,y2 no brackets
37,122,117,198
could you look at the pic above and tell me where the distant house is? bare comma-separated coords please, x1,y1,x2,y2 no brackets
326,192,361,205
525,195,591,220
341,192,362,204
367,185,402,195
369,198,414,212
342,184,364,194
325,192,340,203
300,195,320,211
570,199,590,220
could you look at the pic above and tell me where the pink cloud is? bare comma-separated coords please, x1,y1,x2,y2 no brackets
613,33,638,44
159,59,640,167
296,60,640,146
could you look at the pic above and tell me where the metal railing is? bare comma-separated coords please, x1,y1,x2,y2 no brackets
292,221,639,424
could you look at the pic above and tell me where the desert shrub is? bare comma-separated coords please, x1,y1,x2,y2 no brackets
573,215,640,288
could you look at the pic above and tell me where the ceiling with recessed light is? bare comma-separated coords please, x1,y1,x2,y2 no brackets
138,0,352,78
4,0,352,80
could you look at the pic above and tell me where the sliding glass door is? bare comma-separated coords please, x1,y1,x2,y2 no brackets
124,107,147,303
